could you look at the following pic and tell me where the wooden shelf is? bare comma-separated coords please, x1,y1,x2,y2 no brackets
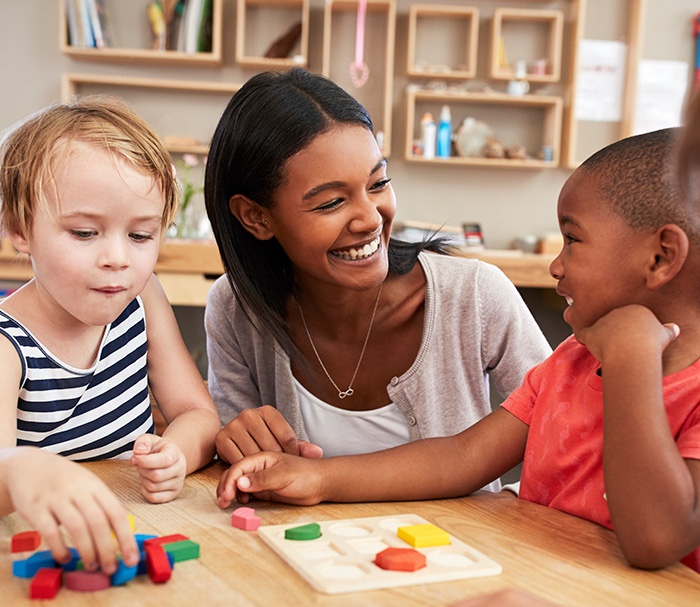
61,73,241,156
59,0,224,67
235,0,309,68
406,4,479,80
489,7,564,84
405,88,562,168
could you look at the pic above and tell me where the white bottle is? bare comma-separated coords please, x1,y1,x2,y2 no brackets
421,113,436,159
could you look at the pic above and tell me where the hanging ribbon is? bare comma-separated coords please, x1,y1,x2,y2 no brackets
349,0,369,87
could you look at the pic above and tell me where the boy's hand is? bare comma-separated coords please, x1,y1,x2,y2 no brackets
2,448,139,575
216,405,323,464
576,304,679,362
217,452,325,508
130,434,186,503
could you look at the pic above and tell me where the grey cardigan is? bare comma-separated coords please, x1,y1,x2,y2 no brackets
205,252,551,445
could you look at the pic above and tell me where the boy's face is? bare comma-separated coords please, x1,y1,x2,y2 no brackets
549,169,652,338
15,141,164,328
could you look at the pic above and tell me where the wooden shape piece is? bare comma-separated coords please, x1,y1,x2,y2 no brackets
397,523,451,548
231,507,261,531
11,530,41,553
64,570,111,592
162,539,200,562
145,544,172,583
374,547,427,572
284,522,322,541
29,568,62,599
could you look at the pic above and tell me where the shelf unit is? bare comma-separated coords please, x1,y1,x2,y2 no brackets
62,73,241,155
322,0,396,157
235,0,309,68
406,4,479,80
489,7,564,83
405,88,562,169
59,0,224,67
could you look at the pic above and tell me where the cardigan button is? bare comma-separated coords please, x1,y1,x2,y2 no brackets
407,416,417,426
390,376,399,386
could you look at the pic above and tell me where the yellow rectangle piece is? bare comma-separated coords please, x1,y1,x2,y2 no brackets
397,523,451,548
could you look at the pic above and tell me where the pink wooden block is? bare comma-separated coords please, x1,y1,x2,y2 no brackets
12,530,41,553
64,570,111,592
29,568,62,599
231,507,261,531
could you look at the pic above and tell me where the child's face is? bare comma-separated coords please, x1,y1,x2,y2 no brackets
265,124,395,293
20,141,164,327
549,169,651,337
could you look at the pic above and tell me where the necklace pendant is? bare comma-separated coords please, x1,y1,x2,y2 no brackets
338,388,354,399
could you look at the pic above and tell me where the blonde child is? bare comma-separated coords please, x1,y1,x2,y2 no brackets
217,126,700,573
0,97,220,565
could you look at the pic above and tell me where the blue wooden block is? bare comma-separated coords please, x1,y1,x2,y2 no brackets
134,533,157,549
110,559,138,586
13,550,56,578
60,548,81,571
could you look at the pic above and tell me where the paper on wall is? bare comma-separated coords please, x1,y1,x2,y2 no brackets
632,59,689,135
574,39,627,122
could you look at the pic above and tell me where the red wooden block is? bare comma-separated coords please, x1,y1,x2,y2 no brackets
64,570,111,592
12,530,41,553
374,547,427,572
231,507,261,531
29,568,62,599
143,533,189,548
145,544,172,584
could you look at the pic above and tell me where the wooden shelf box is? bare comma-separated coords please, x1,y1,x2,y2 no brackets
62,73,241,156
489,7,564,84
235,0,309,69
405,88,562,169
406,4,479,80
322,0,396,157
59,0,224,67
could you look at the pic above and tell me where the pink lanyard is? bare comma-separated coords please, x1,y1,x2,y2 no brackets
349,0,369,87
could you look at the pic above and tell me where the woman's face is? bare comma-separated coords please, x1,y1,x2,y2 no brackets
266,124,396,294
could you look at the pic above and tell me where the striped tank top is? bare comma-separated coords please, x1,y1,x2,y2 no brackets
0,297,155,460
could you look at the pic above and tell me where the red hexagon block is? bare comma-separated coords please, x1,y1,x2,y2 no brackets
374,547,427,572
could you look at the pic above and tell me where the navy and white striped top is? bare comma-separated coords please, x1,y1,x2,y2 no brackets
0,297,155,461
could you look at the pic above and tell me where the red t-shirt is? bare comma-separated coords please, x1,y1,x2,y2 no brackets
503,336,700,572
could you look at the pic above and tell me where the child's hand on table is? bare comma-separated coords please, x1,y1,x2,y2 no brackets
217,451,324,507
130,434,186,503
0,447,139,575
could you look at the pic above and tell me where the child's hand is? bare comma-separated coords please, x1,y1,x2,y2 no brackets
130,434,186,503
217,452,324,508
216,405,323,464
1,448,139,575
576,304,679,362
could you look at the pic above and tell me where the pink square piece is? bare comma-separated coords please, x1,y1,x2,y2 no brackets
231,507,261,531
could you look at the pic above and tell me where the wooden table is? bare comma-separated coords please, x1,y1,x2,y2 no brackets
2,461,699,606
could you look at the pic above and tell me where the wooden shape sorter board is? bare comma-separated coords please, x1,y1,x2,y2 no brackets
257,514,502,594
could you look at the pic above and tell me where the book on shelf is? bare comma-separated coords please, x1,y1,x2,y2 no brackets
179,0,213,53
65,0,112,48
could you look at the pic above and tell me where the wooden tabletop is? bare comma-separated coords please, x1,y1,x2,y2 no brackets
2,460,699,606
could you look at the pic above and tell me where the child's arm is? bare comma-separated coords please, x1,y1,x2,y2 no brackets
217,407,528,507
577,304,700,569
0,334,23,448
0,447,139,575
132,275,220,503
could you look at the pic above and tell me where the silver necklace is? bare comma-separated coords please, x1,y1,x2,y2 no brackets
296,284,382,399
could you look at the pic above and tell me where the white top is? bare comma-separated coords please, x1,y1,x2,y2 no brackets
295,378,410,458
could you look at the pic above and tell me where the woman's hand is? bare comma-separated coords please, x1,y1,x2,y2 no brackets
216,405,322,464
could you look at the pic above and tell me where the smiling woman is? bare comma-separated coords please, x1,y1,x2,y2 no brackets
203,68,551,484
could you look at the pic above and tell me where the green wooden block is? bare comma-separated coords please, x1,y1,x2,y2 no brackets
284,523,322,541
162,539,200,562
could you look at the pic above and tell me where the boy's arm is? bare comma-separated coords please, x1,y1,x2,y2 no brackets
0,334,23,448
218,407,528,506
140,274,220,473
579,305,700,569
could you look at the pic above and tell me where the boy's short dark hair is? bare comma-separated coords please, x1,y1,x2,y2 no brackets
580,128,699,245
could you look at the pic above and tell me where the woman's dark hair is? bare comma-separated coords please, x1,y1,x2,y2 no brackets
205,68,448,356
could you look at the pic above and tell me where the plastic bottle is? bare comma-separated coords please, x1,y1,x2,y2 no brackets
436,105,452,158
420,113,436,159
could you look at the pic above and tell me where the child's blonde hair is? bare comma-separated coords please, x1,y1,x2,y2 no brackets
0,95,179,238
